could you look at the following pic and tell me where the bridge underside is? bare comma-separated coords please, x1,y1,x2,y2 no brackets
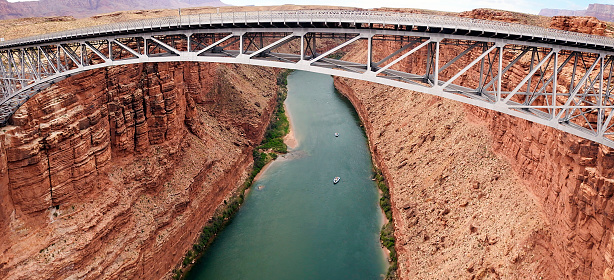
2,14,614,147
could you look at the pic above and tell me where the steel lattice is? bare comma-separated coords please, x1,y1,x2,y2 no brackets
2,10,614,147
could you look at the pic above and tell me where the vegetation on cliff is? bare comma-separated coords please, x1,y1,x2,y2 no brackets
375,168,398,280
255,70,291,155
173,70,292,280
334,84,399,279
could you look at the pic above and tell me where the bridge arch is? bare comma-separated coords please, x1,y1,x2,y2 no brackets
2,10,614,147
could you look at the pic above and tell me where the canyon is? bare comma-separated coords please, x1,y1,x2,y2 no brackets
1,6,614,280
0,61,280,279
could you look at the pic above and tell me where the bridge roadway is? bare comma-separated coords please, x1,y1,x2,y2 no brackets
2,10,614,147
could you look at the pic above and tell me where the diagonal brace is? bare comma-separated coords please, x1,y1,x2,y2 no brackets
310,35,362,63
84,42,110,62
375,39,432,75
59,44,83,68
438,43,479,74
148,37,180,56
556,56,601,120
442,45,497,89
38,46,59,74
374,39,421,67
248,34,296,58
196,34,235,56
113,40,144,59
503,50,554,103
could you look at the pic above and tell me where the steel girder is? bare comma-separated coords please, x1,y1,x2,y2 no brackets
1,12,614,148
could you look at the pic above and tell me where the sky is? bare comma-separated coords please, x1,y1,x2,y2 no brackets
4,0,614,15
221,0,614,15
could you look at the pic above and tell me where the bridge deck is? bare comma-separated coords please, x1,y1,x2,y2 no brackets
2,10,614,148
1,10,613,52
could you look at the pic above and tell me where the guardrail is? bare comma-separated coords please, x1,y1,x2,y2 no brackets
1,10,613,50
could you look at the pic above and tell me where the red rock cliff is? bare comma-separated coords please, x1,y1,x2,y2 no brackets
333,12,614,280
0,62,279,279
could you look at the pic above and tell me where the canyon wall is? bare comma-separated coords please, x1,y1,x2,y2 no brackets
468,104,614,279
334,11,614,280
0,62,279,279
335,77,559,280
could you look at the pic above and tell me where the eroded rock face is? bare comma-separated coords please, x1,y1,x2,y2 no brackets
333,13,614,279
549,16,606,36
334,77,560,280
459,8,521,23
469,107,614,279
0,62,279,279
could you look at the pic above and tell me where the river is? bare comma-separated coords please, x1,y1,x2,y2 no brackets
186,71,388,279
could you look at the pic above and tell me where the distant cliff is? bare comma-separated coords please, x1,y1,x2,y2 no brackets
0,0,226,20
540,3,614,22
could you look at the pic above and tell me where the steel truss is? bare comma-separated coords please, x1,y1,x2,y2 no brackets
2,10,614,147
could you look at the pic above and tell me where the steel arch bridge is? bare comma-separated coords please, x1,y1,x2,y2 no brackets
3,10,614,147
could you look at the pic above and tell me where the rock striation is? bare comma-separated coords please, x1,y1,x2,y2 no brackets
333,11,614,279
0,62,279,279
549,16,607,36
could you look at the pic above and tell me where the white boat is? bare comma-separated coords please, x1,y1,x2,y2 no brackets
335,132,339,137
333,177,340,184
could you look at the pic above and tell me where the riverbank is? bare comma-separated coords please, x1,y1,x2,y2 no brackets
333,81,399,280
173,70,293,280
186,70,387,279
283,103,298,149
255,107,297,182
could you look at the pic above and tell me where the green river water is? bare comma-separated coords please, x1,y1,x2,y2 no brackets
186,71,388,280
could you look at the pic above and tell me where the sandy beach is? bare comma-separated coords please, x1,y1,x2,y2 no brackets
254,104,297,182
283,104,298,149
253,160,274,182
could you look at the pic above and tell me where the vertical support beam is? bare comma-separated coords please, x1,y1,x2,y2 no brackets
598,55,605,135
80,44,84,66
479,43,486,90
300,34,304,60
367,34,372,72
55,44,63,72
109,40,113,60
434,40,439,87
426,41,432,80
239,33,244,55
552,50,558,118
527,48,536,97
7,51,12,88
37,47,41,78
570,53,578,93
312,33,317,57
496,44,503,102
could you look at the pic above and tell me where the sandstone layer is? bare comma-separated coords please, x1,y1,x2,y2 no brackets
334,10,614,280
0,62,279,279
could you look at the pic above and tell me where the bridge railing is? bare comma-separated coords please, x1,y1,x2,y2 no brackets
1,10,614,51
